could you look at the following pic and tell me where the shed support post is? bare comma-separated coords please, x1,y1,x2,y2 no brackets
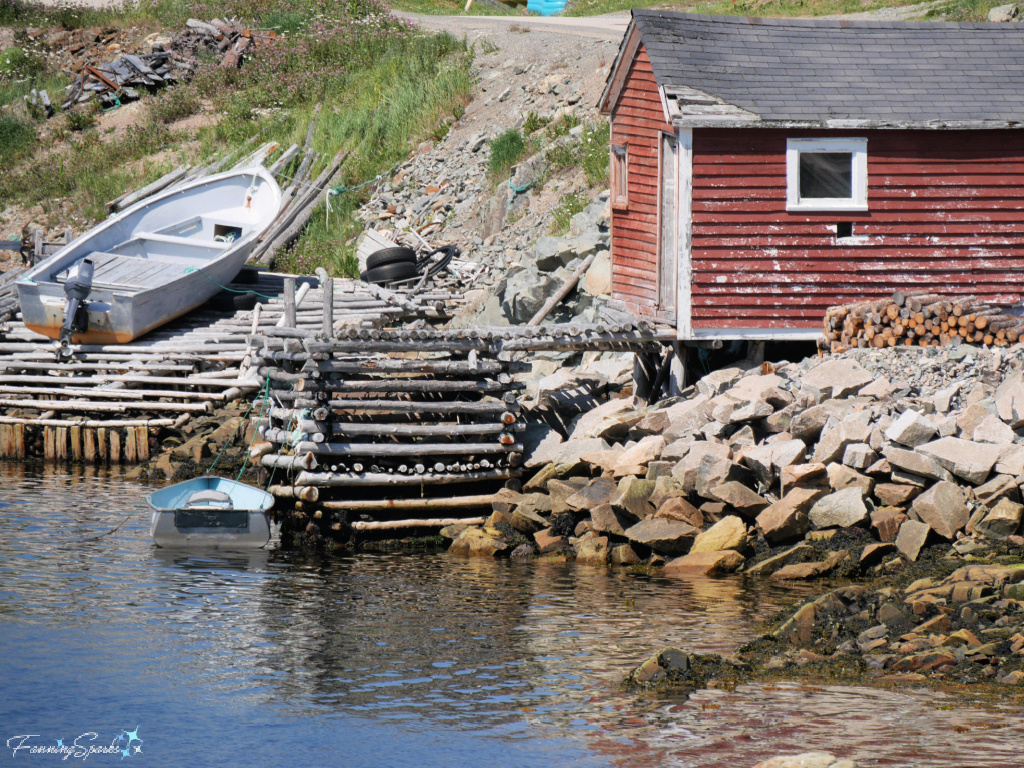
669,342,687,396
632,351,658,403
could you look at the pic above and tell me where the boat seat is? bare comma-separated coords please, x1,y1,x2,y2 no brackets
53,252,192,292
186,490,234,507
135,232,232,250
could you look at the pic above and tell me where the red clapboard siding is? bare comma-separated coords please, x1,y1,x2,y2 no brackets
690,128,1024,331
608,45,670,315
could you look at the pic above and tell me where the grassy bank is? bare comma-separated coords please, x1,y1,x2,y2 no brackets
0,0,472,276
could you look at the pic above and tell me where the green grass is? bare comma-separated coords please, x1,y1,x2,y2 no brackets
545,120,609,188
488,128,527,178
0,115,36,164
549,190,589,235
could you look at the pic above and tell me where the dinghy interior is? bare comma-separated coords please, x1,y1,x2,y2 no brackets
17,168,281,347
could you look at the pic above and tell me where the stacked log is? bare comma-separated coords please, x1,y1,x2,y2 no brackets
251,330,530,519
822,291,1024,353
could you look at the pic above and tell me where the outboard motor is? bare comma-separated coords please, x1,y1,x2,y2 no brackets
59,258,94,351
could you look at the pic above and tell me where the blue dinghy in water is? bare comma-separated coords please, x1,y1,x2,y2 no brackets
147,476,275,549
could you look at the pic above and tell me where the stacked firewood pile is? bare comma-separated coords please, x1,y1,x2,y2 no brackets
823,291,1024,352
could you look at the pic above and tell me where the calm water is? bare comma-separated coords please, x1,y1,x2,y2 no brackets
2,466,1024,767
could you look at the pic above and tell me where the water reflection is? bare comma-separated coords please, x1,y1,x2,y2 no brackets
2,464,1024,767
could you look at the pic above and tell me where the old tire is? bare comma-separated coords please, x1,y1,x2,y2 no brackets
361,261,418,285
366,246,416,270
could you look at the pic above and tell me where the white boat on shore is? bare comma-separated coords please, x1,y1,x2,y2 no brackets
17,167,281,348
148,476,275,549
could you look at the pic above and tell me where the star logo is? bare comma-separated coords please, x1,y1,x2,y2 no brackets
116,727,143,760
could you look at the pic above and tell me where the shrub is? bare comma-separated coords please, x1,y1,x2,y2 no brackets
66,109,95,132
488,128,526,178
149,86,201,124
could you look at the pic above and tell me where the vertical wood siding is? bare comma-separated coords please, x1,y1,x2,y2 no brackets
691,128,1024,330
609,46,670,316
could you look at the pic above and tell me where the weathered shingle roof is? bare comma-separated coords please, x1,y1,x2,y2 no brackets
628,11,1024,124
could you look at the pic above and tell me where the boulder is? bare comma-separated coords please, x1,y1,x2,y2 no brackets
533,236,575,272
583,248,611,296
655,496,704,528
746,543,816,576
569,398,643,441
910,481,969,540
575,535,610,564
694,455,753,499
860,542,898,569
511,505,548,533
448,526,510,557
976,498,1023,539
802,358,874,399
672,442,732,491
842,443,877,470
624,518,699,555
989,2,1020,21
884,409,937,448
501,268,559,323
662,550,745,576
973,414,1015,445
690,515,748,554
610,543,642,565
917,437,999,485
534,528,568,554
612,476,657,519
711,398,774,424
756,487,827,543
996,370,1024,428
812,421,871,464
525,435,612,470
696,367,745,398
895,519,931,561
662,395,713,439
870,508,909,542
771,550,849,580
997,444,1024,476
649,475,684,507
589,503,639,537
612,435,665,476
827,464,874,494
566,477,618,511
808,487,869,529
773,602,816,644
781,462,829,492
973,474,1020,507
709,480,768,517
522,424,563,466
881,445,950,482
873,483,919,507
547,477,589,515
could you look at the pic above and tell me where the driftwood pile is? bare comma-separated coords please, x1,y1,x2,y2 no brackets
55,18,270,111
823,292,1024,353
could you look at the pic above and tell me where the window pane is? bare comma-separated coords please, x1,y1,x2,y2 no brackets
799,152,852,199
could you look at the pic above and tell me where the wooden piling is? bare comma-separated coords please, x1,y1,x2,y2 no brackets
109,430,121,464
322,277,334,338
136,427,150,461
97,428,107,463
125,427,137,463
283,277,296,328
70,426,82,462
84,428,96,463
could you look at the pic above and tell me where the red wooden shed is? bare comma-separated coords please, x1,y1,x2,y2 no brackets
599,12,1024,341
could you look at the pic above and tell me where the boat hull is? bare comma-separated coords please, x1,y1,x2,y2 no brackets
150,508,272,549
19,239,258,344
147,476,275,550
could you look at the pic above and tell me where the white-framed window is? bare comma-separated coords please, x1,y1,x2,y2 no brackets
786,138,868,212
611,144,628,208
